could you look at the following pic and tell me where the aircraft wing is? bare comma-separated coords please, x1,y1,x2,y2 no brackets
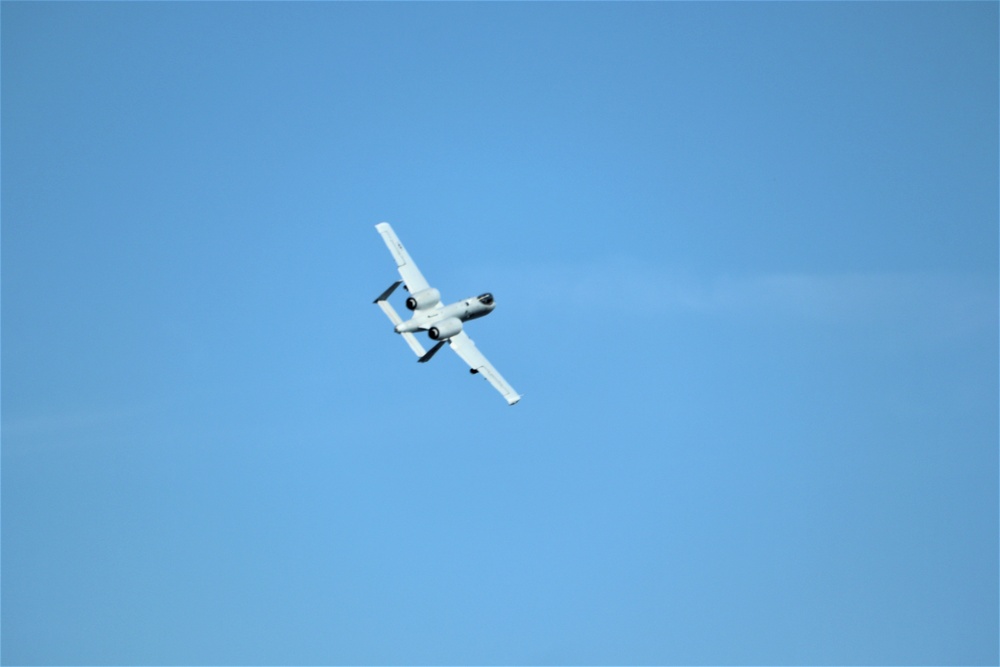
448,331,521,405
375,222,430,294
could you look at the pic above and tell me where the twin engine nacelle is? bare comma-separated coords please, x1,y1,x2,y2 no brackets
428,317,463,341
405,287,441,311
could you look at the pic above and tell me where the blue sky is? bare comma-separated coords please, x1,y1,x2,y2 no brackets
2,2,997,664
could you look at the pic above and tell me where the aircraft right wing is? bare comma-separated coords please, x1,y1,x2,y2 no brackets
449,331,521,405
375,222,430,294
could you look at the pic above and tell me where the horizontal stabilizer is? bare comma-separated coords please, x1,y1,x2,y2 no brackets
375,298,427,358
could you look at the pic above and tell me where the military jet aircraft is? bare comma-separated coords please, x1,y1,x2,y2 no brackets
373,222,521,406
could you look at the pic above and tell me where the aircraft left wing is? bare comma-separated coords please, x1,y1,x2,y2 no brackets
375,222,430,294
448,331,521,405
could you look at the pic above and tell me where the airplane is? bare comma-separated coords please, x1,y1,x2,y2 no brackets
373,222,521,406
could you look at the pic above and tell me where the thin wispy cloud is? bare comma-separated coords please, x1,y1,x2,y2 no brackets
2,405,145,454
485,258,996,340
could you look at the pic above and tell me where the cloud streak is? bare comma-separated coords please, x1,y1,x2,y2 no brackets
485,258,996,340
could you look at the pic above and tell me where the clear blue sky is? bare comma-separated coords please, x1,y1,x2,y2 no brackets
2,3,997,664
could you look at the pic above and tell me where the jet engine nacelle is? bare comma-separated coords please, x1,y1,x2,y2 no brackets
406,287,441,311
428,317,463,341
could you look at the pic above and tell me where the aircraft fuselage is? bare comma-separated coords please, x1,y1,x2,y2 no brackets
394,295,495,334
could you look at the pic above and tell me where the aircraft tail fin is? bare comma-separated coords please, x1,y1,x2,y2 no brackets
418,340,446,363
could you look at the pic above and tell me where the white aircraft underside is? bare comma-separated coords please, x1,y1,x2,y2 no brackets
373,222,521,406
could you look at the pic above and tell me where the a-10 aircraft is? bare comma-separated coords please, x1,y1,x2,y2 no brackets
373,222,521,405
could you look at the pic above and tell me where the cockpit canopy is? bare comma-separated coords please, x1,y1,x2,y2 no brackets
477,293,494,306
